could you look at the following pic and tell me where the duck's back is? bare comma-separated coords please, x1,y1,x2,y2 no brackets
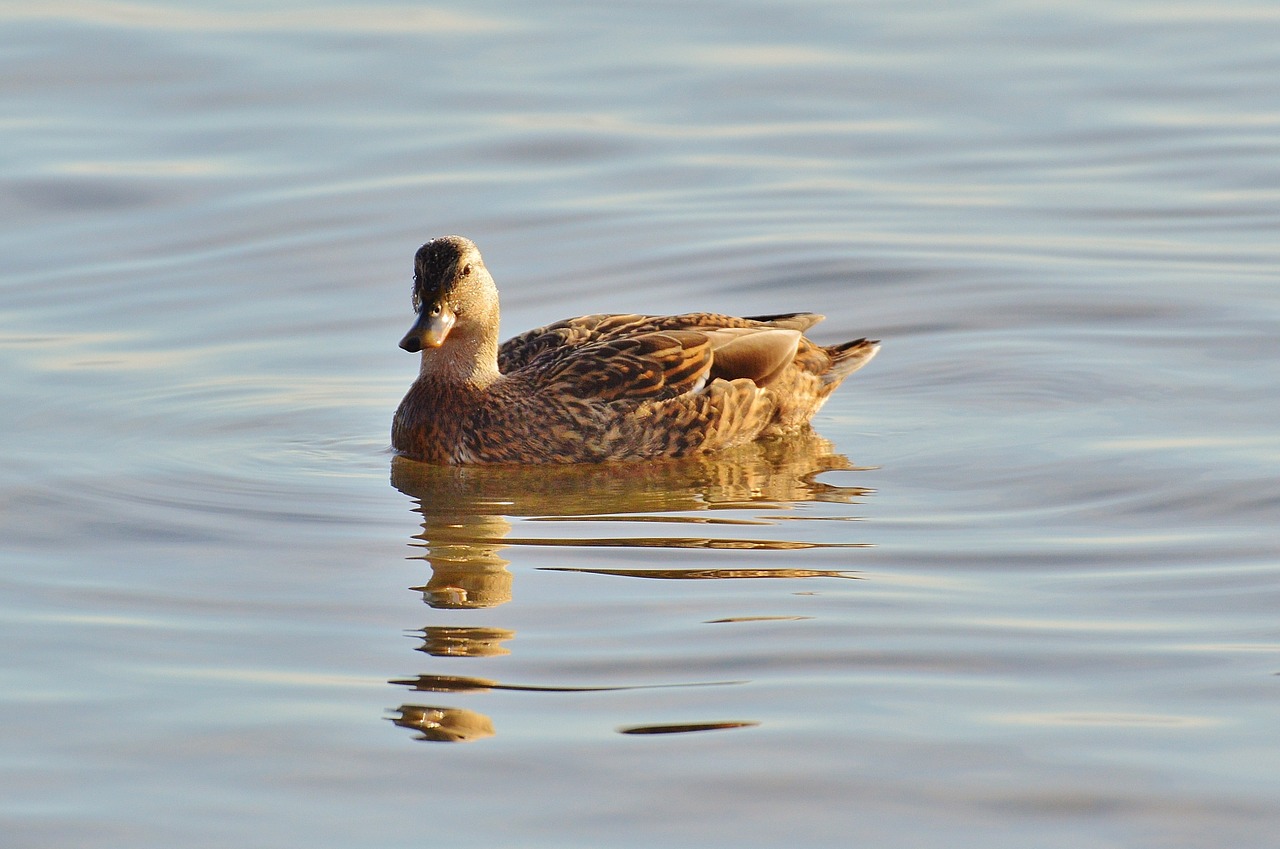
499,312,824,373
473,312,876,462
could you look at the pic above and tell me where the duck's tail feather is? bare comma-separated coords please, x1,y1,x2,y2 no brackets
823,338,880,385
745,312,825,332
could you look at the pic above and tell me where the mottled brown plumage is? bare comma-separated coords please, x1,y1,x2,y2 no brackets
392,235,878,464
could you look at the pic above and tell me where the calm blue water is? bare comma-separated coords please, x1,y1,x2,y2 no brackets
3,2,1279,847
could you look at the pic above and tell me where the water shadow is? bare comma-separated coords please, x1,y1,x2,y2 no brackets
617,721,760,735
410,626,516,658
390,674,744,694
542,566,860,580
387,705,495,743
390,429,869,518
390,429,871,609
388,430,874,742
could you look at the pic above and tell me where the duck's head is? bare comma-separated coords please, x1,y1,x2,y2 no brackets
400,235,499,353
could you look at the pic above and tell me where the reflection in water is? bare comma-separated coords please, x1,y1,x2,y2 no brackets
388,705,495,743
390,674,745,693
406,512,515,609
391,430,870,610
617,722,760,735
412,626,517,658
513,537,866,550
390,430,870,516
541,566,858,580
530,515,774,526
705,616,814,623
388,431,873,742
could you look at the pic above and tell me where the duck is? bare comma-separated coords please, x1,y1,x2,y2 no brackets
392,235,878,464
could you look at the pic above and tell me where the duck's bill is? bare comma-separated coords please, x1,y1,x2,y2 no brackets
400,304,456,352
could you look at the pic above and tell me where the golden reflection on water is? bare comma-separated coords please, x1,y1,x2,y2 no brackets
412,626,517,658
390,430,868,516
388,705,496,743
387,430,872,742
404,511,515,609
390,430,869,610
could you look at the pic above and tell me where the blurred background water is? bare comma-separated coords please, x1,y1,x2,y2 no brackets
3,1,1279,847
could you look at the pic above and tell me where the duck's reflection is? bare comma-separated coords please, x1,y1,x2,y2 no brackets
412,626,516,658
388,704,495,743
391,430,870,611
388,430,873,742
406,512,515,609
391,430,869,519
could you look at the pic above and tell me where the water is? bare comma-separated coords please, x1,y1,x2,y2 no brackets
4,1,1279,847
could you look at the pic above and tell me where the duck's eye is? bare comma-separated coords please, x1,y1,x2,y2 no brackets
461,263,472,276
428,303,442,317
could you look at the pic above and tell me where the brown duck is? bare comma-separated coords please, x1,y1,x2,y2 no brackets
393,236,878,464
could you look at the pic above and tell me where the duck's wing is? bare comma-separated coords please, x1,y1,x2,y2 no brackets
515,325,808,406
530,330,716,402
499,312,824,374
499,314,647,373
740,312,825,332
703,326,803,386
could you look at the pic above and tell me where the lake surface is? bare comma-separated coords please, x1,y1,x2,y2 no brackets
3,1,1279,847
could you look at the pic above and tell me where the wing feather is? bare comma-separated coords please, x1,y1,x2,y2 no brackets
532,330,713,402
498,311,831,403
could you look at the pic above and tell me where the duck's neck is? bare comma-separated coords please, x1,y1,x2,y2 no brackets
417,324,501,390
